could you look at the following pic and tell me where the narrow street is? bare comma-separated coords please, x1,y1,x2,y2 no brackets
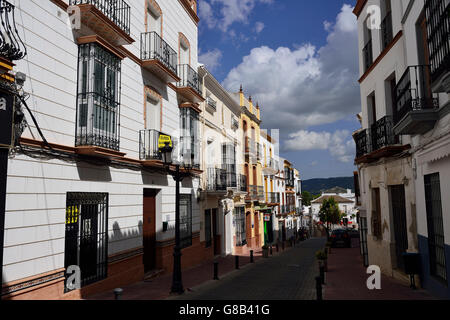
171,238,326,300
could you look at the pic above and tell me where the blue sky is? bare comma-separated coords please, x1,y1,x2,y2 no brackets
197,0,360,180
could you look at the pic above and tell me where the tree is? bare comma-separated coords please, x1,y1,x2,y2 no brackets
318,197,343,240
302,191,313,206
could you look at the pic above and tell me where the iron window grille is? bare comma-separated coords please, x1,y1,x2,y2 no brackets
140,31,177,75
76,43,121,151
69,0,131,35
424,173,447,283
180,194,192,249
363,39,373,73
0,0,26,61
238,174,247,192
235,207,246,247
64,192,108,292
222,143,237,188
381,10,393,51
180,108,200,169
425,0,450,85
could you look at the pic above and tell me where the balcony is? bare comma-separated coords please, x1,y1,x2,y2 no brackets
266,192,280,205
363,39,373,73
263,158,278,175
206,168,227,192
393,65,439,135
231,117,239,130
245,137,257,163
237,174,247,193
139,129,172,165
246,185,264,201
140,32,179,83
69,0,133,46
355,116,409,164
0,0,26,62
176,64,204,104
425,0,450,92
381,11,393,51
225,170,237,188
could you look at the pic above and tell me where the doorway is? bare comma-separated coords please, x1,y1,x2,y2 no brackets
143,189,158,273
212,208,221,256
390,185,408,271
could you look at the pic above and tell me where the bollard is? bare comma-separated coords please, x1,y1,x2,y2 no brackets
235,255,239,270
320,265,325,285
114,288,123,300
315,277,323,301
282,241,285,251
213,262,219,280
270,246,273,256
250,250,254,263
276,243,279,252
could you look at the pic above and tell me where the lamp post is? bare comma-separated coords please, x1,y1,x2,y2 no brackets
160,142,191,295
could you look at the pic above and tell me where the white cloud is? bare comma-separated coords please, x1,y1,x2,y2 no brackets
199,0,273,32
284,130,355,163
199,48,223,71
254,21,265,34
222,4,359,133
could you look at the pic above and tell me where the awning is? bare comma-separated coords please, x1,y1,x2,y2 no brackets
417,138,450,165
254,205,271,211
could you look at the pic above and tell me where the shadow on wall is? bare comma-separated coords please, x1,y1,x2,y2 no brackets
142,170,169,186
77,162,112,182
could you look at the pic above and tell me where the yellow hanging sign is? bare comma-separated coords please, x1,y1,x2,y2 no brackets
158,134,172,149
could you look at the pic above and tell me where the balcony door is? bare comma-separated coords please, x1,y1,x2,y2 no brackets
418,11,433,104
180,43,189,66
390,185,408,271
143,189,158,273
146,95,161,131
147,5,161,35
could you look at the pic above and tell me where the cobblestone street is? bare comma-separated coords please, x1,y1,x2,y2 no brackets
170,238,326,300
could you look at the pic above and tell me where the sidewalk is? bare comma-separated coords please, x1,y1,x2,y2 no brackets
324,247,434,300
89,244,295,300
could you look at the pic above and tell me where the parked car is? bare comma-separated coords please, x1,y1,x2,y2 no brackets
330,229,351,248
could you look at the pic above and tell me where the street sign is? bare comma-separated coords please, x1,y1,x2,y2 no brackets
264,214,271,222
158,133,172,149
0,89,15,149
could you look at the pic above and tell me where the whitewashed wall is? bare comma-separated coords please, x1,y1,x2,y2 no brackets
3,0,200,284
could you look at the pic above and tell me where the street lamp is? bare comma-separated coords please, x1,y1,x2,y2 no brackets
160,142,191,295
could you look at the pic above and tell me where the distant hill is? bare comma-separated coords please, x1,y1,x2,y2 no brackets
302,177,354,195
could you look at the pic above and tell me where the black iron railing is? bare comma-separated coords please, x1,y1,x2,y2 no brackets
371,115,397,152
394,65,439,125
140,32,177,75
69,0,131,35
381,11,393,51
206,97,217,111
238,174,247,192
207,168,227,192
363,39,373,72
76,43,121,151
139,129,171,161
425,0,450,85
266,192,280,204
177,64,201,95
224,167,237,188
0,0,26,61
248,185,258,199
257,186,265,201
354,129,370,158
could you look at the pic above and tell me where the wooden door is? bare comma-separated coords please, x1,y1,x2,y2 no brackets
212,209,221,255
246,211,252,244
143,189,157,273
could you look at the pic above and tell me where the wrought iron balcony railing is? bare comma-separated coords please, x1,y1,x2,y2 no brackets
207,168,227,192
425,0,450,86
363,39,373,72
69,0,131,35
257,186,265,201
238,174,247,192
0,0,26,61
225,170,237,188
381,11,393,51
371,116,397,152
266,192,280,204
140,32,177,75
139,129,171,161
354,129,370,158
394,65,439,125
177,64,201,96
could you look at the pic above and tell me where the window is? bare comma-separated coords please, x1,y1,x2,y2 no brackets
147,3,162,35
363,16,373,72
371,188,382,238
146,94,161,131
205,210,212,248
222,143,236,187
235,207,246,246
180,194,192,249
180,108,200,168
76,43,121,151
424,173,447,282
64,193,108,292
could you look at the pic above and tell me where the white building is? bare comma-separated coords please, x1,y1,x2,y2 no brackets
3,0,206,300
353,0,450,297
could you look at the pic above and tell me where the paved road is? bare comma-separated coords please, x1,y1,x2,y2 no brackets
171,237,326,300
